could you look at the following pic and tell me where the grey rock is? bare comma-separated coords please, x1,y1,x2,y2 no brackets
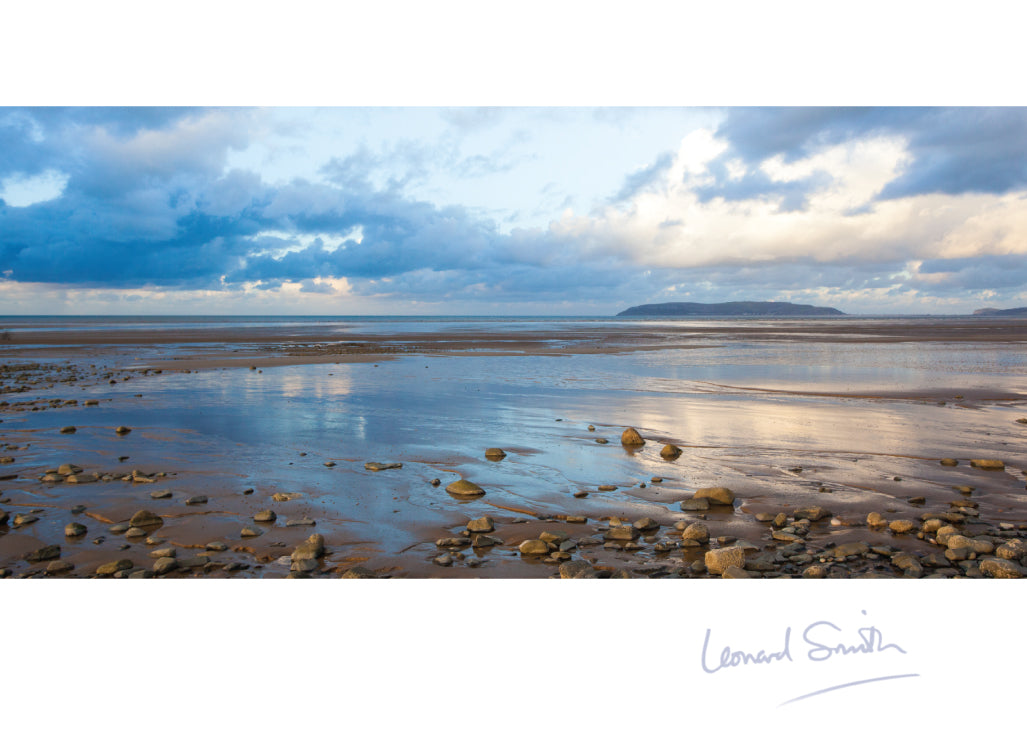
128,510,163,528
64,522,87,537
13,513,39,527
240,527,262,537
466,516,495,533
292,533,326,561
25,544,61,562
149,547,176,559
184,495,208,506
150,489,172,499
680,498,710,512
340,566,376,579
285,517,316,527
253,509,277,523
46,560,74,575
153,557,178,575
633,517,660,532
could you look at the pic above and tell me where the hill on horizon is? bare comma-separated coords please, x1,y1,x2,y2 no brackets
973,307,1027,316
617,301,845,317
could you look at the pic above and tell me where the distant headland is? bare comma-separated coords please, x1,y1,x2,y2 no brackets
616,301,846,317
973,307,1027,317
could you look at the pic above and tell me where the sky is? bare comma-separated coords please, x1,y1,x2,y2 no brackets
2,105,1026,315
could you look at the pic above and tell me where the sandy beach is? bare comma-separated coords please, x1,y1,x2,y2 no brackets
2,316,1026,579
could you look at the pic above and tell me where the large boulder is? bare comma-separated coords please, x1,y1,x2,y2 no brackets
680,522,710,543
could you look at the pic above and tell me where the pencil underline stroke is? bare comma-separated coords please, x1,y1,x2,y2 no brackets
779,673,921,707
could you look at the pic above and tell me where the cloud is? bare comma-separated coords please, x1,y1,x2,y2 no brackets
2,107,1027,315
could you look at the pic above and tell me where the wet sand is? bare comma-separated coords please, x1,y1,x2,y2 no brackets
2,317,1027,579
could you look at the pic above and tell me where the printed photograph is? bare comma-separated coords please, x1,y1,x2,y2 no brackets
2,106,1026,580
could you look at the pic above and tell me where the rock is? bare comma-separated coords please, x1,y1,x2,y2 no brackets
802,565,828,578
341,566,376,579
253,510,277,523
445,479,485,497
970,459,1005,470
291,558,318,572
940,458,958,466
587,425,596,431
866,512,886,527
430,479,441,486
125,527,147,538
889,520,917,534
65,522,87,537
772,530,804,543
680,522,710,543
830,542,870,559
13,513,39,527
436,537,472,547
364,461,403,471
484,448,506,460
559,561,598,578
185,495,208,505
96,559,133,576
922,519,945,533
153,557,178,575
0,510,8,526
519,539,550,556
150,489,172,499
573,491,589,498
285,517,316,527
60,426,76,434
115,426,131,435
597,485,617,491
66,473,99,484
149,547,176,559
240,527,262,537
46,560,74,575
472,534,502,547
292,534,326,561
604,526,640,542
433,554,453,567
721,565,751,579
996,540,1027,560
660,444,682,460
25,544,61,562
539,530,568,545
323,461,336,467
57,463,82,475
595,438,608,444
128,510,163,528
466,516,495,533
633,517,659,532
979,557,1024,579
705,547,746,575
620,427,645,446
680,498,710,512
793,506,831,522
694,487,735,506
205,542,228,552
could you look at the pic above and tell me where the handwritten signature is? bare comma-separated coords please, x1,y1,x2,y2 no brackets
700,610,918,704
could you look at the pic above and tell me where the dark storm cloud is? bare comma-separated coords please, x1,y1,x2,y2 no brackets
916,255,1027,291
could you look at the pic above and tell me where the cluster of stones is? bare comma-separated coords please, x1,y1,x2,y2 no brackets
37,464,168,485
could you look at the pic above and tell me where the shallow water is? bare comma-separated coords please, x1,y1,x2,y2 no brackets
2,317,1027,577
